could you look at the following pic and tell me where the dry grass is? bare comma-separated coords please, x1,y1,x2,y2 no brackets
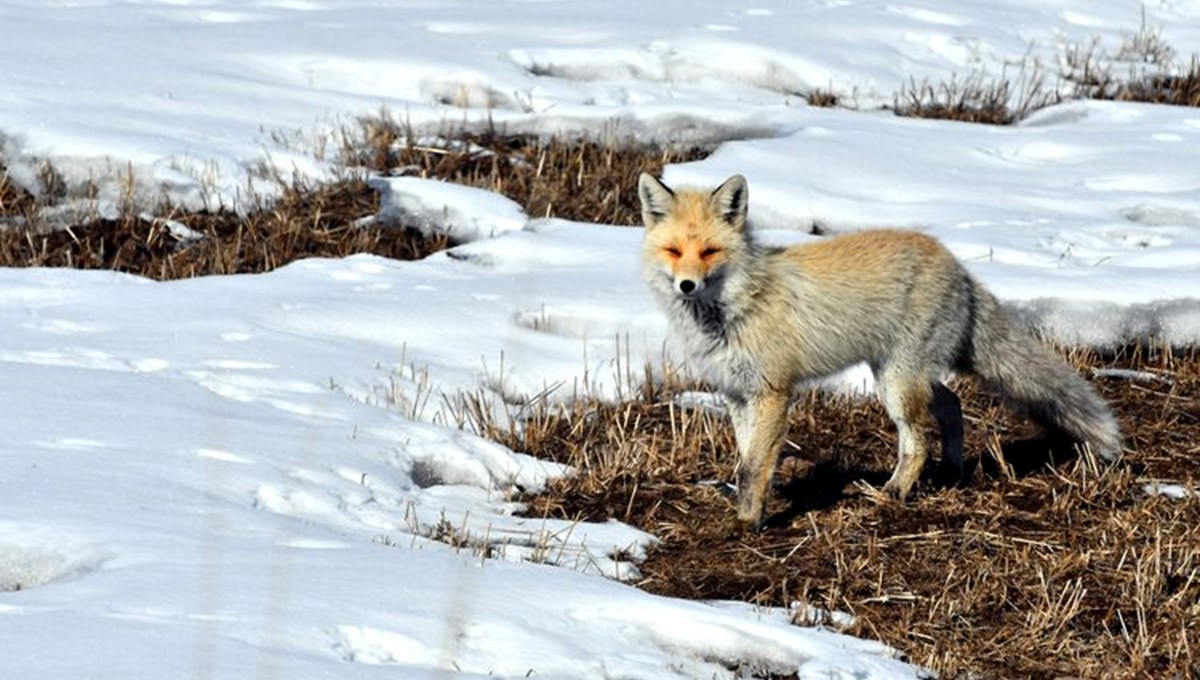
805,86,841,108
894,24,1200,124
1,130,710,278
0,177,445,280
0,167,37,216
344,117,711,225
893,55,1200,125
893,67,1061,125
1106,57,1200,107
516,346,1200,678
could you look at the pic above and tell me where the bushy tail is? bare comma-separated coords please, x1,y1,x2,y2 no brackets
968,284,1122,460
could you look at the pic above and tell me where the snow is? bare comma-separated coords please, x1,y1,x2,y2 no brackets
1143,482,1197,500
0,257,911,679
1,1,1199,678
6,0,1200,205
372,177,529,241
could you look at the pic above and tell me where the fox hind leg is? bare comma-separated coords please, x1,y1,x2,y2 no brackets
932,382,965,484
876,369,935,501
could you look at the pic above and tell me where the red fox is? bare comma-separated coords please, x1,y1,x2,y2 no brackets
638,172,1122,528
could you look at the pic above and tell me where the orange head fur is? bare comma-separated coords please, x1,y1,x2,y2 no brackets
638,173,748,297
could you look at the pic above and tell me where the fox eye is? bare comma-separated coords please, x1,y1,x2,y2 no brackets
664,246,682,257
700,247,721,258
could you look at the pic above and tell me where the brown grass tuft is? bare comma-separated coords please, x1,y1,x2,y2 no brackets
806,87,841,108
0,177,446,280
893,69,1061,125
518,346,1200,678
344,118,711,225
1109,57,1200,107
894,23,1200,125
0,167,37,217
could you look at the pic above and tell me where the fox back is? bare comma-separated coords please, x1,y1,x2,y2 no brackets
639,173,970,384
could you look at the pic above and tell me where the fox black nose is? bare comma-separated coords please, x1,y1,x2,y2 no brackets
678,279,696,295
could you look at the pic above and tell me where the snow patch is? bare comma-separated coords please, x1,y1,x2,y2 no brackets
1142,483,1197,500
372,176,528,242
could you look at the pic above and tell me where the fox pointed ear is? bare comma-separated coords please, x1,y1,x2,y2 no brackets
711,174,748,229
638,172,674,229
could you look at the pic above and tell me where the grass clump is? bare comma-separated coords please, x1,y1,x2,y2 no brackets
0,168,37,216
893,18,1200,124
0,176,445,280
893,68,1059,125
1102,56,1200,107
805,86,841,108
342,116,711,226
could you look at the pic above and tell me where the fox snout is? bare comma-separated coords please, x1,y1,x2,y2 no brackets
675,276,703,296
664,248,725,298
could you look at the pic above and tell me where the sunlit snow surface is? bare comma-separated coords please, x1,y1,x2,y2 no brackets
2,1,1199,678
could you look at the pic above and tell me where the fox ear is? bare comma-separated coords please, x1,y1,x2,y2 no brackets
638,172,675,229
711,174,748,229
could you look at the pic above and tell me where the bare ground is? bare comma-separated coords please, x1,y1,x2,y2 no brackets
518,347,1200,678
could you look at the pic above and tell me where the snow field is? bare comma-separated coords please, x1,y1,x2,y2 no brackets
3,1,1200,678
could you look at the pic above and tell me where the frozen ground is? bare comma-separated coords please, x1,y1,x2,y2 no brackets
1,1,1199,678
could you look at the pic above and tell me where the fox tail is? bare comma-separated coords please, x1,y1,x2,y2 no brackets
968,283,1122,460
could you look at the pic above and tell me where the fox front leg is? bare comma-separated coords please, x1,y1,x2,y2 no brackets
726,390,791,529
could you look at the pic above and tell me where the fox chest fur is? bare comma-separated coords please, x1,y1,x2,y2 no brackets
644,233,890,400
661,287,770,400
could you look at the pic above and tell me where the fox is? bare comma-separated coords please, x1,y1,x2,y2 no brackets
638,172,1122,529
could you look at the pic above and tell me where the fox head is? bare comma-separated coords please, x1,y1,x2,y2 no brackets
638,173,749,299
